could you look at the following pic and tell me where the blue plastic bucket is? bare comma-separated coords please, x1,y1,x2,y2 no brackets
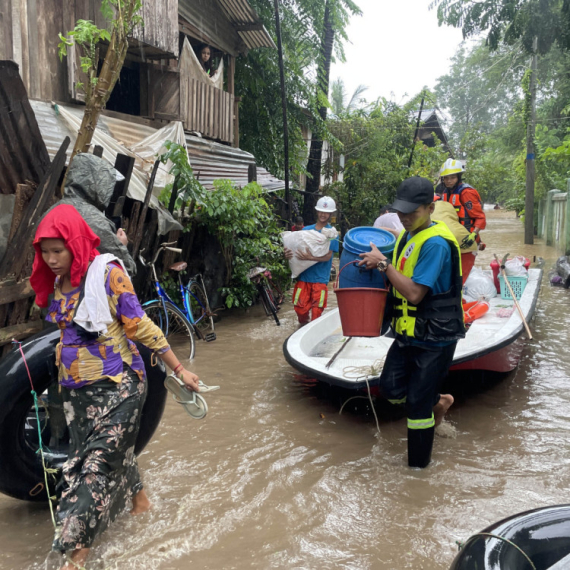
339,227,395,289
344,227,396,255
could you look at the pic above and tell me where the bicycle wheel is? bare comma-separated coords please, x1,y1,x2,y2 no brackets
144,300,195,361
260,286,280,326
188,283,215,337
267,280,285,309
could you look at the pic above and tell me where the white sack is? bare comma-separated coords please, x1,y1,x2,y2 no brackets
505,256,528,276
282,227,338,279
463,267,497,303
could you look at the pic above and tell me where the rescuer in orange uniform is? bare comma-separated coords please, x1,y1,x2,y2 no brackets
438,159,486,280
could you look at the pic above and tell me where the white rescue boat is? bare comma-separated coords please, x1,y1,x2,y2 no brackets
283,268,543,389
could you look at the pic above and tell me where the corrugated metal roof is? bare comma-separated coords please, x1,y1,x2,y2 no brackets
419,108,437,121
30,100,284,194
185,134,284,191
216,0,276,49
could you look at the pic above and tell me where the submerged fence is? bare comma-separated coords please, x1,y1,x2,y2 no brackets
537,179,570,255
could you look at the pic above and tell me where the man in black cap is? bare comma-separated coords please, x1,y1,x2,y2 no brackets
359,176,465,468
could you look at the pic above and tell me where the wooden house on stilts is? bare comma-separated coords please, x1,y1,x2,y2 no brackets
0,0,284,348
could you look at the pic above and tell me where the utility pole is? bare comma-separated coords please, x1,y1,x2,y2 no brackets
525,36,538,245
273,0,293,227
408,92,425,169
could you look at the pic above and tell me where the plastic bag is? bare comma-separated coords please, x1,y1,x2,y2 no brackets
505,256,528,276
282,227,338,278
463,267,497,303
555,256,570,287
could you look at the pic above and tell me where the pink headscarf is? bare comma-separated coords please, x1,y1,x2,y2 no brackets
30,205,101,307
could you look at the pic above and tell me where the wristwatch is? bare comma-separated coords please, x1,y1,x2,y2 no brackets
376,258,391,272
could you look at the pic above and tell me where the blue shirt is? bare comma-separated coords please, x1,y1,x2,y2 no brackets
410,235,452,295
297,224,339,284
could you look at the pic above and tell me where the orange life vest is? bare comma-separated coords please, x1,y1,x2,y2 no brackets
442,184,477,232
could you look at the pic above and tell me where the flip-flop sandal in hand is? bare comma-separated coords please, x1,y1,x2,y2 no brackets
198,380,220,393
164,374,208,420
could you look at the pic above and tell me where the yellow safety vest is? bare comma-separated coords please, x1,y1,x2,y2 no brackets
390,221,465,342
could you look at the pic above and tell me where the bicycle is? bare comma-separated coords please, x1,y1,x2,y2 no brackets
139,242,216,361
247,266,285,326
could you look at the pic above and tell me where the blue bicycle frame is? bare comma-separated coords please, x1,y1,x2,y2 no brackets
140,246,207,332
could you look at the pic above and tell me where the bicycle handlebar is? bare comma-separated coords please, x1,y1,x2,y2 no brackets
139,242,183,269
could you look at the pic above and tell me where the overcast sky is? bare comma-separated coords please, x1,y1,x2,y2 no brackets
330,0,468,106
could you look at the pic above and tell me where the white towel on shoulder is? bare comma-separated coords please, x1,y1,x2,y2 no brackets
73,253,129,334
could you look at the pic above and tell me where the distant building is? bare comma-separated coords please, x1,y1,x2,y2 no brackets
415,108,451,153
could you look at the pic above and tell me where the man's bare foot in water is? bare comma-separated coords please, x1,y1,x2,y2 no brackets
434,394,454,426
130,489,152,515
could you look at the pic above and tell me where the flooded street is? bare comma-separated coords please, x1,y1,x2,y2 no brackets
2,209,570,570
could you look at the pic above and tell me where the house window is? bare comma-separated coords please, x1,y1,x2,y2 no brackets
105,60,141,116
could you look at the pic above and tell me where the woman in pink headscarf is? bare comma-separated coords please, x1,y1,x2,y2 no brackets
31,204,199,570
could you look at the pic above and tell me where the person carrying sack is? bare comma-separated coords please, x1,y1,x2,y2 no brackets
284,197,339,325
358,177,465,468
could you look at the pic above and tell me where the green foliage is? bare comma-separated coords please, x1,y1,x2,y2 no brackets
58,20,110,101
57,1,142,103
323,98,448,228
235,0,361,180
158,143,289,309
330,78,369,116
434,41,528,149
158,141,205,211
543,127,570,183
430,0,570,55
198,180,289,309
432,37,570,213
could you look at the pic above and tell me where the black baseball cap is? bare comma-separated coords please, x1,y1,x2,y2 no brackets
392,177,435,214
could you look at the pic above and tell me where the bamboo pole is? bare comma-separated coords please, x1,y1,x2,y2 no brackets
494,254,533,340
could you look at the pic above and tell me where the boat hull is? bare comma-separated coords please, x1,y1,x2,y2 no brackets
284,268,542,389
450,335,525,373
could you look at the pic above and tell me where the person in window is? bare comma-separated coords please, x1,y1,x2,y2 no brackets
197,44,215,76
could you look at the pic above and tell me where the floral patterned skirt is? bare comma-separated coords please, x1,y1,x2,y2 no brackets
53,366,147,552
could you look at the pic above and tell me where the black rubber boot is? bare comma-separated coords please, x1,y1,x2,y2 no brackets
407,426,435,468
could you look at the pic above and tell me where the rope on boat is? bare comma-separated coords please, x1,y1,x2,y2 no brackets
339,357,385,434
468,532,537,569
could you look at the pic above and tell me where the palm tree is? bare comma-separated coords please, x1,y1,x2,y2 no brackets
330,78,368,116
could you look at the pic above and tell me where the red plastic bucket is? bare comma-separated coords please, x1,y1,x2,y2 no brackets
334,262,389,337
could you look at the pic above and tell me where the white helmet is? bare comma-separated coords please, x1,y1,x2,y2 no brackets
440,158,465,177
315,196,337,212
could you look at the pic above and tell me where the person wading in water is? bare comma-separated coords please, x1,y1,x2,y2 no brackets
359,177,465,468
284,197,339,325
30,205,200,570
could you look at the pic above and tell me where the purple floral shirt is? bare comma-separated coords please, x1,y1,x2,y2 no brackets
46,264,169,388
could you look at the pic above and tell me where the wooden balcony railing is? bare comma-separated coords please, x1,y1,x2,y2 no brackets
148,68,236,146
181,77,235,145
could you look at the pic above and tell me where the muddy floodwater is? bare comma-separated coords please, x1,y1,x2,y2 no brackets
2,209,570,570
